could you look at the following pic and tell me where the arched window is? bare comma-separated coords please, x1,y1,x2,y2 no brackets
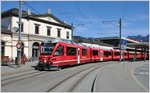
32,42,39,60
1,41,5,56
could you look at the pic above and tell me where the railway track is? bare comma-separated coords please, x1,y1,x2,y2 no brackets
2,70,41,81
1,68,35,77
2,62,112,92
1,63,99,87
46,62,111,92
1,71,49,86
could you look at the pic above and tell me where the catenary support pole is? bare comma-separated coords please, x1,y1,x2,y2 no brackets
17,1,22,66
119,18,122,62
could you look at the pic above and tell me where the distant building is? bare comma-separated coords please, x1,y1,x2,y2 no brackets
1,8,73,60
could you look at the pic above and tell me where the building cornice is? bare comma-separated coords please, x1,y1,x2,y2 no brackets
2,8,72,29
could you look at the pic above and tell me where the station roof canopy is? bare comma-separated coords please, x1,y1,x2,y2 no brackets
97,36,140,43
127,42,149,48
95,36,140,47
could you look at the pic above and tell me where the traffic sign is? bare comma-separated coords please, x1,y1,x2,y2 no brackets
16,43,22,49
121,40,127,45
121,40,127,49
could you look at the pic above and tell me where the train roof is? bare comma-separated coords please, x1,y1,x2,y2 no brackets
81,43,113,50
43,38,89,48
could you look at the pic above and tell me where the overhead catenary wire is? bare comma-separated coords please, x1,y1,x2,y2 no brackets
23,2,40,14
89,2,121,38
74,2,100,30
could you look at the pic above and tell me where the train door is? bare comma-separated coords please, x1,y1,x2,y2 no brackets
90,48,93,62
121,50,123,61
77,48,80,64
100,51,103,61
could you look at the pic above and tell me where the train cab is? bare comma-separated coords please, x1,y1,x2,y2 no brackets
38,39,64,70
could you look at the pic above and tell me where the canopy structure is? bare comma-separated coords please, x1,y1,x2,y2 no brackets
127,42,149,61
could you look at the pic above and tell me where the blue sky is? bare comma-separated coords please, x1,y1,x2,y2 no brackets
1,1,149,38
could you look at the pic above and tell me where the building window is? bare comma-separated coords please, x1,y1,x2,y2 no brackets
17,22,23,32
57,29,61,38
47,26,51,36
66,47,76,56
66,32,69,39
1,41,5,56
35,24,40,34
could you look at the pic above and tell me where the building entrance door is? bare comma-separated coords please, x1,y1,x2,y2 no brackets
32,42,39,61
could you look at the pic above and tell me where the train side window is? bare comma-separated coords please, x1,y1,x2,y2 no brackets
92,50,98,56
66,47,76,56
104,51,111,57
114,52,120,56
124,53,127,56
54,45,64,56
82,49,87,56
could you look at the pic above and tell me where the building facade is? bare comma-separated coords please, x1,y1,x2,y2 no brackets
1,8,73,61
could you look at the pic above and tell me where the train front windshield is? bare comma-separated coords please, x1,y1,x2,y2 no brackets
41,43,56,55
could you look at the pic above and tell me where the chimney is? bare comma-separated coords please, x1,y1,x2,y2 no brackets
26,9,31,15
47,8,52,14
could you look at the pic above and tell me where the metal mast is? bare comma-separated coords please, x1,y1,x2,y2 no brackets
17,1,22,66
119,18,122,62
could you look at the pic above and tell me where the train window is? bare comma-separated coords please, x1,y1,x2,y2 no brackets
54,45,64,56
104,51,111,57
66,47,76,56
92,50,98,56
114,52,120,56
124,53,127,56
41,43,56,55
82,49,87,56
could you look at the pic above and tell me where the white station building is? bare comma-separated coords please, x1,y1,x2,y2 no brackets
1,8,73,61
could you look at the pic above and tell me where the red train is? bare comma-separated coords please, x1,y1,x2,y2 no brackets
37,39,148,70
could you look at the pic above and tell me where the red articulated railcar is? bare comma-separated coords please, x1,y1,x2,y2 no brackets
81,43,113,62
37,39,92,70
37,38,148,71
